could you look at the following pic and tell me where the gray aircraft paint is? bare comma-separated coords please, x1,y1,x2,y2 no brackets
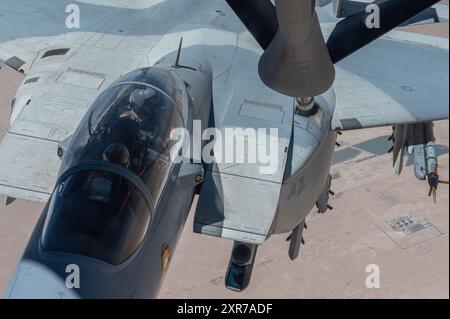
0,0,448,298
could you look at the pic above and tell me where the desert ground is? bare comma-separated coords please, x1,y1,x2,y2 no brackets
0,5,448,298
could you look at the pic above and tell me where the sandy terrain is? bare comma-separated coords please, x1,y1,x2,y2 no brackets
0,5,448,298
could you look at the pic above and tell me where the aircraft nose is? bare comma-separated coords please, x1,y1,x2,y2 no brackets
4,260,80,299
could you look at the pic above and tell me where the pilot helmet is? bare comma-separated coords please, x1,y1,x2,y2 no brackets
103,143,130,167
129,87,158,109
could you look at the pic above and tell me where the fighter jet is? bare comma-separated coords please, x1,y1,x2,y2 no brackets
0,0,448,298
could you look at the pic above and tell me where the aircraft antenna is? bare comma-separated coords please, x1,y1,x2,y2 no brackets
173,37,183,68
172,37,196,71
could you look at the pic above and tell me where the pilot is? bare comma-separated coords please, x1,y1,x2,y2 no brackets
130,87,155,106
111,101,143,154
129,87,161,120
128,87,165,151
103,143,131,168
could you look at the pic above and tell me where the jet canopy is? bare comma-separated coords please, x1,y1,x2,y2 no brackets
41,67,188,265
